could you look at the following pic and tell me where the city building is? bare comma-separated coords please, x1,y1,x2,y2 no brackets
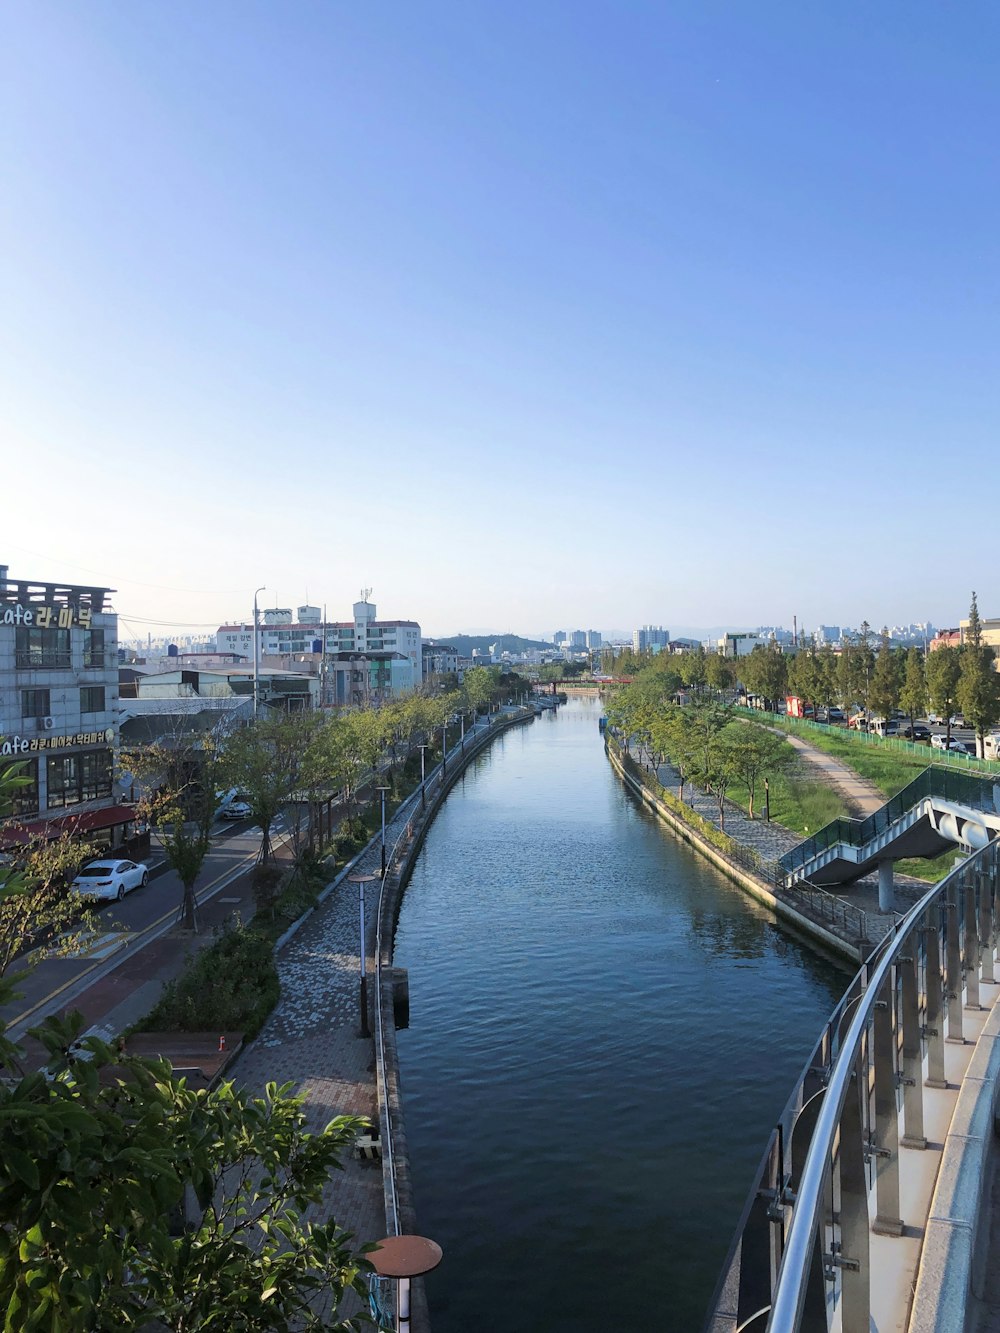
586,630,602,650
422,643,460,678
133,664,317,713
216,596,422,694
719,632,764,658
960,616,1000,655
815,625,842,646
633,625,670,655
930,629,962,651
0,563,136,851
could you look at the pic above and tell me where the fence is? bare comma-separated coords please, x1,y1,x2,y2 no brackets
703,838,1000,1332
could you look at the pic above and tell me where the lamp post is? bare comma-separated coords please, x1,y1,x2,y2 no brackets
460,712,466,751
441,721,447,777
417,744,428,808
376,786,390,877
252,586,266,718
348,872,379,1038
370,1235,443,1333
765,777,771,824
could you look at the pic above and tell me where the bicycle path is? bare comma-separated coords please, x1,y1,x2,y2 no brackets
770,730,885,817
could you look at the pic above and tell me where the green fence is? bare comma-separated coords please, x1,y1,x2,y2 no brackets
736,705,1000,777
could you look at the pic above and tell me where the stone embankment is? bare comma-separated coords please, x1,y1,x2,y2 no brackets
231,707,534,1333
606,738,922,963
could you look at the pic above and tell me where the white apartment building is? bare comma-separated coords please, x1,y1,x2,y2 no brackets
216,598,422,692
633,625,671,654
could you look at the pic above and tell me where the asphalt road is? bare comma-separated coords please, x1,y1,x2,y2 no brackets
1,814,285,1042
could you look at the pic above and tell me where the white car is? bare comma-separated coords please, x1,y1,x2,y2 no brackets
220,800,252,821
930,734,971,754
71,859,149,901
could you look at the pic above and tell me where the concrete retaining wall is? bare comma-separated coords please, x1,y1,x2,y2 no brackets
606,741,861,966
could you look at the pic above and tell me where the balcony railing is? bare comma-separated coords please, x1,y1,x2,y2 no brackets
15,652,72,671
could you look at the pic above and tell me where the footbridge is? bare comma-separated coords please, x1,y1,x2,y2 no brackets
706,837,1000,1332
780,768,1000,909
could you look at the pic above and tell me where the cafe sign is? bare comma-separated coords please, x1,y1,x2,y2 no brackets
1,728,115,756
2,603,94,629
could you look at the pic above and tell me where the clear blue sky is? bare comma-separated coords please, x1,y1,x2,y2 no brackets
2,2,997,639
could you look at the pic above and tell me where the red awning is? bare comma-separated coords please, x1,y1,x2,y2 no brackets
0,804,140,848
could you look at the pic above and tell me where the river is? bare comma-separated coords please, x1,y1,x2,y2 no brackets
393,695,849,1331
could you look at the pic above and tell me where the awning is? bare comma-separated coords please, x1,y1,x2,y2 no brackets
0,804,141,849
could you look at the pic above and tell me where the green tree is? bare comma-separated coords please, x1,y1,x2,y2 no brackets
958,591,1000,757
869,628,901,721
926,644,962,745
0,996,374,1331
0,766,98,973
718,722,790,820
705,653,735,695
899,647,927,736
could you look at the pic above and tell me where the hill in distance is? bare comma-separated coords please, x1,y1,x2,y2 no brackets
431,633,554,656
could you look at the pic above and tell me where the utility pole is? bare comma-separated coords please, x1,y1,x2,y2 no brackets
253,587,266,718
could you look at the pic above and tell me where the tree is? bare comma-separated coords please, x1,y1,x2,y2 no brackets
0,765,99,973
718,723,790,820
705,653,735,695
127,731,226,933
869,628,901,721
958,591,1000,757
899,647,927,737
0,994,374,1331
927,644,962,745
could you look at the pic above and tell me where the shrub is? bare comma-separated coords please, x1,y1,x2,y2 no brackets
143,925,280,1038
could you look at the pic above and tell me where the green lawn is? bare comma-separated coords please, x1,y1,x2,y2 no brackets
717,736,851,838
763,717,933,798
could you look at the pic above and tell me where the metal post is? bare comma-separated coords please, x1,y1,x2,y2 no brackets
349,873,378,1039
979,870,995,984
837,1049,871,1330
418,745,427,808
441,723,447,777
378,787,389,878
965,876,980,1010
899,938,926,1149
872,977,903,1234
253,586,266,718
877,858,895,914
924,906,947,1088
765,777,770,823
945,897,964,1043
461,713,465,751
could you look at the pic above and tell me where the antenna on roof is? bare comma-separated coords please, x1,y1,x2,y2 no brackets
361,587,372,602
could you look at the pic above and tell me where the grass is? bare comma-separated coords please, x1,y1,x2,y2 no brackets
763,716,933,798
895,849,965,884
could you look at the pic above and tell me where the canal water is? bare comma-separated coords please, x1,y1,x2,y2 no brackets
393,696,849,1332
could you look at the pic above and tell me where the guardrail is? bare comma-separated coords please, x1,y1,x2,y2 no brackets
779,765,1000,876
704,836,1000,1332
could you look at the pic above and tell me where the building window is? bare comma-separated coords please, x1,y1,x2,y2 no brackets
83,627,106,669
46,755,81,809
15,627,71,670
81,686,106,714
21,688,51,719
9,760,39,817
47,749,112,809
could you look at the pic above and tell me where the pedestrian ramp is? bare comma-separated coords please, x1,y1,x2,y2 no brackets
780,766,1000,887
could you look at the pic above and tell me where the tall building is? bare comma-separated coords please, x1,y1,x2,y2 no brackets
633,625,670,655
586,630,602,650
0,563,134,851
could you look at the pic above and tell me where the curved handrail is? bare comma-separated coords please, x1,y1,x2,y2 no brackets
766,836,996,1330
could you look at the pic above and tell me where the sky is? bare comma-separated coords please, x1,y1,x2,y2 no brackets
2,2,998,642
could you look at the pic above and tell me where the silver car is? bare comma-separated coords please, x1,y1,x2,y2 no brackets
71,859,149,901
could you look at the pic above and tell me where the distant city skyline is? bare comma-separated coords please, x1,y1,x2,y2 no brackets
4,4,998,631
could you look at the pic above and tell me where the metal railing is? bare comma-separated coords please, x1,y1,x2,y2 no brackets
780,765,1000,875
704,837,1000,1332
782,879,869,942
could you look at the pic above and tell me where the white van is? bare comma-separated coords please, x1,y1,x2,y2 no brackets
869,718,901,738
984,733,1000,760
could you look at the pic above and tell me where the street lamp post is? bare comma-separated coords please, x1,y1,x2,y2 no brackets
253,586,266,718
765,777,771,824
460,712,465,751
417,744,428,808
347,872,379,1039
370,1235,443,1333
377,786,390,877
441,721,447,777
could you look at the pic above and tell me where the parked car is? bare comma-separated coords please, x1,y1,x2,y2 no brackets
70,859,149,902
220,800,252,821
928,712,944,725
827,707,846,723
949,714,967,729
931,734,972,754
901,723,931,741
